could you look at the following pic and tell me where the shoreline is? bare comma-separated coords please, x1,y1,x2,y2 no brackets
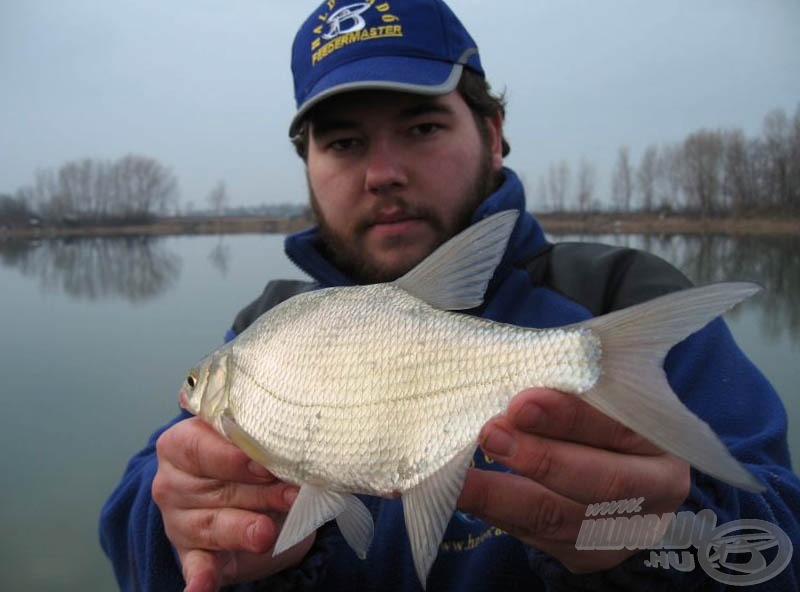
2,213,798,240
0,216,313,240
536,213,800,236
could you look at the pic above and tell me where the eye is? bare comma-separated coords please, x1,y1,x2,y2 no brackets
328,137,362,152
186,375,197,389
410,122,441,137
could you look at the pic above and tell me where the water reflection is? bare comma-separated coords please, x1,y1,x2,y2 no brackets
551,232,800,344
208,238,231,276
1,233,797,340
0,237,181,302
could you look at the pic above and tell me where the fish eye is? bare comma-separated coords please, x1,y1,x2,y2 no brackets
186,375,197,389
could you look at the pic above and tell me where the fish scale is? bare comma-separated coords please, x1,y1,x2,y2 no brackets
225,283,600,496
179,210,763,589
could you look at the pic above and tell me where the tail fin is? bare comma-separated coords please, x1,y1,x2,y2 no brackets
579,282,764,493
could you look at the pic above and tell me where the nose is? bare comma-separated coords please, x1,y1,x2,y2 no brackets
364,138,407,194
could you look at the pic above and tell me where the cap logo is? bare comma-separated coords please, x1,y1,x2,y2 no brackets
321,3,371,40
310,1,403,66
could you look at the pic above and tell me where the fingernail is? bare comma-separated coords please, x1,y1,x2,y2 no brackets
284,486,299,506
516,401,543,429
248,461,271,478
482,425,516,457
247,520,262,546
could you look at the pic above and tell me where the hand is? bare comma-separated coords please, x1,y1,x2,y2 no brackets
457,388,690,573
153,417,314,592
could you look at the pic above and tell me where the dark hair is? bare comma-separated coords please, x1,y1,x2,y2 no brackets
290,68,510,160
458,68,510,158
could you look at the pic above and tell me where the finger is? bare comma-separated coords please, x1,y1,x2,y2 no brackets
181,548,225,592
157,418,278,484
155,464,298,513
479,416,689,506
169,507,281,554
457,467,586,545
458,469,644,574
504,388,664,455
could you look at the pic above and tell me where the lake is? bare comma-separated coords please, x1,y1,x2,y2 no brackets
0,230,797,590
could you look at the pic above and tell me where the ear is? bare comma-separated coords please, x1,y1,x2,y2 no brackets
485,111,504,171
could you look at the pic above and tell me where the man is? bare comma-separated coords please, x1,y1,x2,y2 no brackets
100,1,800,590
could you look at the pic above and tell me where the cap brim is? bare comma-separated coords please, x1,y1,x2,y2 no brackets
289,55,464,137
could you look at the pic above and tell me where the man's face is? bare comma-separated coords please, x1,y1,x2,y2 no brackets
305,89,504,284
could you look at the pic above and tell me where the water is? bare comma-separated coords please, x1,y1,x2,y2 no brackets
0,231,797,590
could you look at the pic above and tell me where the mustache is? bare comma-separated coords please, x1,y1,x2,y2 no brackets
355,198,443,234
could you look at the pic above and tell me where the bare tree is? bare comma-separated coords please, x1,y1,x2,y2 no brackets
762,107,798,213
23,155,178,222
654,145,683,211
790,103,800,213
33,168,62,218
611,147,633,212
576,159,596,213
681,130,724,216
207,180,229,216
722,130,757,215
0,193,36,225
537,102,798,215
637,145,659,212
548,161,570,212
113,155,178,217
535,175,550,212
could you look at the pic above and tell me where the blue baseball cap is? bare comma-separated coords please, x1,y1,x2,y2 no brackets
289,0,484,136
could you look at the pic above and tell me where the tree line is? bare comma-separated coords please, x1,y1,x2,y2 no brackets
3,154,178,225
4,104,798,228
537,103,800,216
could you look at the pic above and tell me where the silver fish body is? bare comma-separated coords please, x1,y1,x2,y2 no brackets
180,210,762,588
224,283,600,496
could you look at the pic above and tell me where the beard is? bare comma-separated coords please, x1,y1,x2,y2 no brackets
309,144,498,285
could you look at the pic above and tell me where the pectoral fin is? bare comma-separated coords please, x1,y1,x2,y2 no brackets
402,444,476,589
274,484,374,559
220,412,283,469
220,414,375,558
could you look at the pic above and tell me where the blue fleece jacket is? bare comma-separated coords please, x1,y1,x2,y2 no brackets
100,168,799,591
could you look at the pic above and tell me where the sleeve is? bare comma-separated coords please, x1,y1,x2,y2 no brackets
99,323,335,591
98,410,191,591
98,410,339,592
525,318,800,591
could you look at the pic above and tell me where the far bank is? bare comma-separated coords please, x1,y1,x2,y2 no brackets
2,212,798,240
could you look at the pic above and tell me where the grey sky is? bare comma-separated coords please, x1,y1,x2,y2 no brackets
2,0,799,209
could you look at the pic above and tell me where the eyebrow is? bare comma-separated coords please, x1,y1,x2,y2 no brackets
310,99,456,138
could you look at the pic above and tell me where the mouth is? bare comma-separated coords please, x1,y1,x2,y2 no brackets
367,213,427,237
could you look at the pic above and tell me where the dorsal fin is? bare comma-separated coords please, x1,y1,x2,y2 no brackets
393,210,519,310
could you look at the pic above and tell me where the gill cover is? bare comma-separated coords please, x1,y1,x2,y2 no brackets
197,354,232,431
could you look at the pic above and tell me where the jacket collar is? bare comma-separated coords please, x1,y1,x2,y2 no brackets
284,167,548,287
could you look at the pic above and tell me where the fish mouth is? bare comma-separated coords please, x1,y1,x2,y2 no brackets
179,385,189,411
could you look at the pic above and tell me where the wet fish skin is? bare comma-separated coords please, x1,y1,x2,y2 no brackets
218,282,600,496
180,210,763,588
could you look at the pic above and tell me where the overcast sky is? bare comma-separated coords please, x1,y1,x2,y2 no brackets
2,0,799,209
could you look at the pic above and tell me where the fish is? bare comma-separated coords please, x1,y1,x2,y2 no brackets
179,209,764,589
